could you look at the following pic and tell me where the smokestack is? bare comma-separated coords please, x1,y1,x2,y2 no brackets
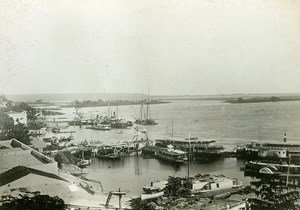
283,133,287,142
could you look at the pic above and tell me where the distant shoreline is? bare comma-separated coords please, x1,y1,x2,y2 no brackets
225,96,300,104
60,100,171,108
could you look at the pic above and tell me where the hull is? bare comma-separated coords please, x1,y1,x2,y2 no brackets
192,185,243,197
77,159,91,168
155,153,186,164
193,152,223,163
142,146,157,155
87,125,111,130
95,154,121,160
141,191,164,200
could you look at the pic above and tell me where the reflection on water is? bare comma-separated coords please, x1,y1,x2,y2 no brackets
84,156,248,196
52,100,300,196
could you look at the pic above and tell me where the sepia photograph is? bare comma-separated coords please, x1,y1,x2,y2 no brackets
0,0,300,209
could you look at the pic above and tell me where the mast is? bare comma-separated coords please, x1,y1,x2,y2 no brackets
146,94,149,121
171,120,174,138
188,133,191,180
116,100,119,118
107,99,110,117
140,93,144,121
286,154,291,188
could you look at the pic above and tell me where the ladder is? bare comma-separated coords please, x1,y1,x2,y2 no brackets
105,192,112,208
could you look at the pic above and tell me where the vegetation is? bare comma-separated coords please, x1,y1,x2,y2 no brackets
164,176,192,198
5,123,31,145
226,96,300,104
0,95,31,144
130,176,192,210
131,198,156,210
0,191,65,210
248,180,300,210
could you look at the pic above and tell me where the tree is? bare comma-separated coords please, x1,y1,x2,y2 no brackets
6,123,31,145
0,191,65,210
248,180,300,210
164,176,192,198
0,112,14,135
130,198,156,210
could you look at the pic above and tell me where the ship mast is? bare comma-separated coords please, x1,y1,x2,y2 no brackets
116,100,119,118
140,93,144,121
146,94,149,121
171,120,174,138
107,99,110,117
188,133,191,180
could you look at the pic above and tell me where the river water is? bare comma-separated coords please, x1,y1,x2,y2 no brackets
51,100,300,196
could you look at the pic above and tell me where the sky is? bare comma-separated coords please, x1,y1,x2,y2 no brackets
0,0,300,95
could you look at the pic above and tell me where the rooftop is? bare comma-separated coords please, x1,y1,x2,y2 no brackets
0,166,67,187
0,139,56,173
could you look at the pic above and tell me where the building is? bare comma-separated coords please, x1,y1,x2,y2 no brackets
7,111,28,125
0,138,57,174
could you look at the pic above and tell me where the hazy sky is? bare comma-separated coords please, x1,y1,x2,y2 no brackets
0,0,300,95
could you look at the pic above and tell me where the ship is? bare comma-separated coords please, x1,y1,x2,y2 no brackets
135,94,157,125
86,123,111,130
155,137,224,162
155,145,187,164
95,146,121,160
236,134,300,164
190,174,243,197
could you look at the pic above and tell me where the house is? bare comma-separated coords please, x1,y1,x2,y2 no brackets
7,111,28,125
0,139,57,174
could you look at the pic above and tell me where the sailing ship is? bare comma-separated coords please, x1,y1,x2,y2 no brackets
135,94,157,125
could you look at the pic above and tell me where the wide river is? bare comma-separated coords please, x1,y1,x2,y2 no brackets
50,99,300,196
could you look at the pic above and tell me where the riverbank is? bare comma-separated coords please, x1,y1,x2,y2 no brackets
225,96,300,104
60,99,171,108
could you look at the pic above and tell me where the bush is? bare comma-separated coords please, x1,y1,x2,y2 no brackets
164,176,192,199
0,191,65,210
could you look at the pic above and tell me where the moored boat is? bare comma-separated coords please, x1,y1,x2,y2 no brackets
77,159,91,168
141,180,168,200
95,146,121,160
155,145,187,164
87,124,111,130
191,175,243,197
155,137,224,162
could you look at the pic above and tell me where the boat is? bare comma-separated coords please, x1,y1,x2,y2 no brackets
95,146,121,160
235,141,260,160
155,145,187,164
214,192,231,199
155,137,224,162
142,145,157,156
87,123,111,130
77,159,91,168
244,161,300,178
135,94,157,125
77,150,91,168
236,134,300,164
190,175,243,197
141,180,168,200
